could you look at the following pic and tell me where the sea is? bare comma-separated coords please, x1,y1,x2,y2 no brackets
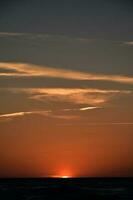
0,178,132,199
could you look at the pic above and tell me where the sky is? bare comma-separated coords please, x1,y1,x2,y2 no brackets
0,0,133,177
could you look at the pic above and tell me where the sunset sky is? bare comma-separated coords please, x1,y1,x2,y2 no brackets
0,0,133,177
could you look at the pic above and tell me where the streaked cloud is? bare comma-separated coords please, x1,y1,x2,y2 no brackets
0,32,25,36
5,87,132,106
0,111,33,118
60,122,133,127
0,62,133,84
0,103,99,120
0,108,88,122
2,110,133,126
124,41,133,46
0,111,51,121
79,106,98,111
0,32,93,43
0,111,33,122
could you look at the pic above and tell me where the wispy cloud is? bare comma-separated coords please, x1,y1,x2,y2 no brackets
5,87,132,106
124,41,133,46
0,111,51,121
79,106,98,111
0,62,133,84
0,107,96,122
0,111,32,118
0,111,32,122
0,32,25,36
1,109,133,125
0,32,93,43
60,122,133,127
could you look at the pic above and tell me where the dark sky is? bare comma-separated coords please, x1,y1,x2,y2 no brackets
0,0,133,40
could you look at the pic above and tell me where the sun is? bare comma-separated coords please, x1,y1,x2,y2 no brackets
51,169,73,178
61,175,69,178
52,175,70,178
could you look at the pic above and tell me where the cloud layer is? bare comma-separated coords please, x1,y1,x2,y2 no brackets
124,41,133,46
1,110,133,126
5,87,131,106
0,61,132,123
0,107,97,122
0,62,133,84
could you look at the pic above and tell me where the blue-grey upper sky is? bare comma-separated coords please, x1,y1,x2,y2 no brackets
0,0,133,75
0,0,133,40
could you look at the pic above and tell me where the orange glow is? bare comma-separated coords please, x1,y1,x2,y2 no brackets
61,175,69,178
52,175,70,178
52,169,73,178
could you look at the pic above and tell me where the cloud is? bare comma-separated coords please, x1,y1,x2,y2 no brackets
0,62,133,84
1,109,133,125
0,111,32,122
85,122,133,126
0,107,96,123
0,111,51,122
6,87,132,106
79,106,98,111
0,32,93,42
60,122,133,127
124,41,133,46
0,32,25,36
51,114,80,120
0,111,32,118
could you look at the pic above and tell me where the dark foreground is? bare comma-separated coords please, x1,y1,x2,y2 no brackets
0,178,133,200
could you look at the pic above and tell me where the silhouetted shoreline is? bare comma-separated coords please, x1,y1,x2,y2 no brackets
0,178,132,199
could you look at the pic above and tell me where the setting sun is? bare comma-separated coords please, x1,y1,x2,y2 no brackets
51,168,73,178
52,175,71,178
61,175,69,179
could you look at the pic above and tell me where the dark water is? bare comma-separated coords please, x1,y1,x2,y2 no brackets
0,178,132,200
